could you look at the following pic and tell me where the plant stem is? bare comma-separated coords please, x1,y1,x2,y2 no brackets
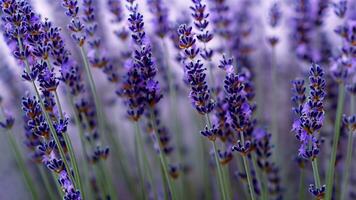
271,45,279,162
312,158,322,188
78,46,105,139
238,128,255,200
134,122,157,199
205,114,228,200
298,168,305,200
252,153,266,200
326,83,345,200
50,87,83,199
149,109,177,200
340,95,355,200
67,92,95,200
2,127,38,200
242,155,256,200
38,165,58,200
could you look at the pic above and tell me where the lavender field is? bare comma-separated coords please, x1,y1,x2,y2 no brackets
0,0,355,199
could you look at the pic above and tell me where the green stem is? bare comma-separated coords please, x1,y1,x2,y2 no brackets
162,39,186,199
52,89,83,199
3,130,38,200
134,124,146,200
78,46,105,139
205,114,228,200
271,45,278,162
149,109,177,200
67,92,94,200
326,83,345,200
134,122,157,199
252,153,266,200
38,165,58,200
312,159,321,188
222,165,232,199
340,130,354,200
298,168,305,200
242,156,256,200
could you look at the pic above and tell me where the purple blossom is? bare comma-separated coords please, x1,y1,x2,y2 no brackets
291,63,326,160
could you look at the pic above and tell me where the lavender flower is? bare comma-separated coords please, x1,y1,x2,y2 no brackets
269,2,282,28
223,72,253,155
107,0,124,23
292,63,326,159
146,0,170,38
22,96,81,199
177,24,214,114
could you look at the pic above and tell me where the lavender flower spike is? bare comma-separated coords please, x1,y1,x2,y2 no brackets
291,63,326,199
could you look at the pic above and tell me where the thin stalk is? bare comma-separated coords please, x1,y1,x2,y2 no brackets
312,159,322,188
252,153,266,200
17,37,77,190
161,39,186,198
298,168,305,200
67,92,94,200
242,156,256,200
205,114,228,200
134,122,157,199
222,165,232,199
149,109,177,200
200,135,212,200
38,165,58,199
271,45,278,160
238,129,255,200
134,124,146,200
78,46,105,139
340,95,355,200
51,88,83,199
326,83,345,200
3,130,38,200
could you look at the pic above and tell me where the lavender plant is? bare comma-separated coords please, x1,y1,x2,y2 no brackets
0,0,355,200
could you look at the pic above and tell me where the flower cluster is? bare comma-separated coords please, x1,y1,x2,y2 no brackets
178,24,214,114
22,96,80,199
291,63,326,160
147,0,170,38
191,0,213,60
223,72,253,155
118,0,162,121
208,0,231,40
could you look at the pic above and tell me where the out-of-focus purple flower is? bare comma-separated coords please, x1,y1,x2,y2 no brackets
107,0,124,23
331,22,355,82
146,0,170,38
291,63,326,160
269,2,282,28
208,0,231,40
0,112,15,130
332,0,347,19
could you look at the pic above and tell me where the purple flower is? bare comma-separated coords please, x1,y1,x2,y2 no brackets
22,96,80,199
107,0,124,23
332,0,347,19
224,72,254,154
147,0,170,38
269,2,282,28
291,63,326,160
